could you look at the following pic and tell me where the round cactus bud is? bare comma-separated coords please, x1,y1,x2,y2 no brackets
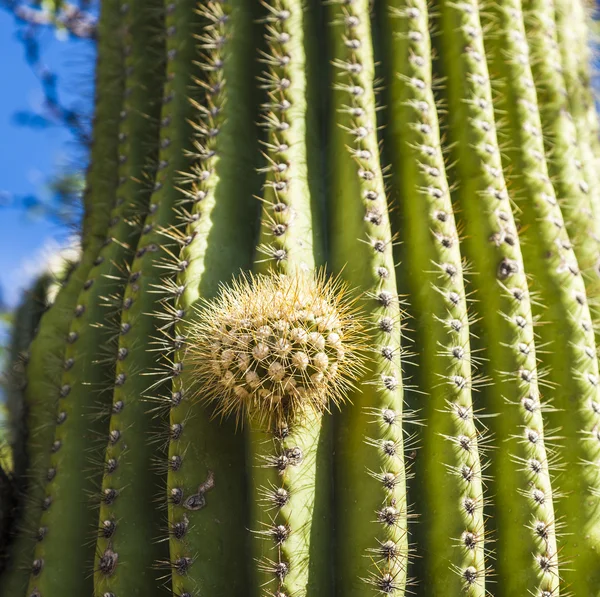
187,271,365,425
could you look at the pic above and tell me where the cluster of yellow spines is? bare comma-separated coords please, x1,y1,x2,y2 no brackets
187,271,364,425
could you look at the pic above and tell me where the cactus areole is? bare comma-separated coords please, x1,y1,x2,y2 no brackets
2,0,600,595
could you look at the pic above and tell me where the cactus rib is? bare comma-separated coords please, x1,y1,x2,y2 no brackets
92,0,200,593
25,1,165,593
329,1,409,594
165,1,261,594
523,0,600,332
247,2,331,596
382,0,487,592
0,1,124,593
434,0,559,592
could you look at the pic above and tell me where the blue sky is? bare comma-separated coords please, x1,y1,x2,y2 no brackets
0,11,95,308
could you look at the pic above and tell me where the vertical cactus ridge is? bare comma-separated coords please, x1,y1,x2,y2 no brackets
1,258,77,574
565,0,600,172
482,0,600,593
553,0,600,338
92,1,199,594
328,1,408,594
248,2,332,596
554,0,600,226
523,0,600,328
165,1,261,594
478,0,600,594
254,0,321,275
0,1,124,594
25,1,165,594
382,0,486,593
5,270,65,484
434,0,558,592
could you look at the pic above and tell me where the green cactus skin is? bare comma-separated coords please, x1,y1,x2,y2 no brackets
92,1,200,594
382,0,486,593
482,0,600,593
433,0,560,593
0,460,15,574
5,270,65,482
24,2,165,595
4,0,600,594
247,2,331,596
0,2,124,594
165,1,261,594
564,0,600,289
554,0,600,235
565,0,600,176
328,1,408,595
1,270,64,573
523,0,600,332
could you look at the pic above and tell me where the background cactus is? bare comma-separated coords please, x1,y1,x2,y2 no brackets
2,0,600,595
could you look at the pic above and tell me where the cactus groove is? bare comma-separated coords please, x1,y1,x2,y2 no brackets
2,0,600,595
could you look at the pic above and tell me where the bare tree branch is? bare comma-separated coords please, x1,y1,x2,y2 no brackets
2,1,96,39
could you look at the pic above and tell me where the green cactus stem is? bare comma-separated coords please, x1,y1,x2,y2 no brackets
434,0,559,593
245,2,332,596
165,1,261,594
92,0,201,594
0,2,124,594
1,0,600,594
382,0,486,592
328,1,409,594
4,265,72,484
523,0,600,333
482,0,600,592
25,1,165,594
554,0,600,236
0,267,72,574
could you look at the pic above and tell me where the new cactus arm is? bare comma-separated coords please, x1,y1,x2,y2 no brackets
92,0,199,594
0,1,124,593
166,1,261,594
25,1,165,594
328,1,408,594
382,0,486,592
433,0,557,593
482,0,600,592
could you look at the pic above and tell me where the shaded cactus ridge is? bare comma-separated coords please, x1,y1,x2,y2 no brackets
328,1,409,594
0,257,77,573
0,0,125,592
25,0,165,593
165,1,261,594
3,0,600,595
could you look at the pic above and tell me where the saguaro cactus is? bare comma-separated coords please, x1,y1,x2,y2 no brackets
2,0,600,595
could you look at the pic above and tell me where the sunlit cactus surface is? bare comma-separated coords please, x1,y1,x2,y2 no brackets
2,0,600,595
